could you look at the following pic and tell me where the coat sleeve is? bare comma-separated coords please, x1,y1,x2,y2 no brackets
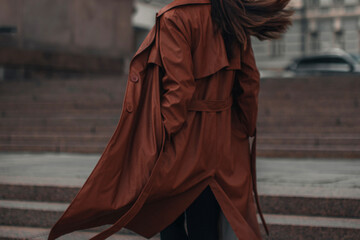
235,37,260,137
158,11,195,139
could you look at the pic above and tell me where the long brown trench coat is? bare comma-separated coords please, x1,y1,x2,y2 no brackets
48,0,269,239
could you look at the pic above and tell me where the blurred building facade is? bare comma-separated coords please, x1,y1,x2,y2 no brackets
133,0,360,71
0,0,134,78
132,0,168,49
1,0,359,75
253,0,360,71
0,0,133,57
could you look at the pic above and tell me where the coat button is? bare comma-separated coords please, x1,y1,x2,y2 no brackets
130,74,139,83
126,103,133,113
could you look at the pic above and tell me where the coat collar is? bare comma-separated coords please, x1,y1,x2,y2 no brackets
131,0,211,65
157,0,211,17
131,0,241,77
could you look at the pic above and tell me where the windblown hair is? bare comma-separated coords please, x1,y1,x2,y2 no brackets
211,0,294,59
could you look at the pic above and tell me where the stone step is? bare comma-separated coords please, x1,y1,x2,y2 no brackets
258,144,360,152
1,180,359,219
258,109,359,116
260,214,360,240
0,84,123,93
1,143,360,157
260,96,359,103
0,94,123,103
0,212,359,240
0,143,106,153
0,200,157,238
1,126,357,136
2,134,359,147
0,92,355,99
260,75,360,86
0,225,159,240
257,145,360,158
257,135,360,146
1,88,357,103
0,134,111,143
2,82,357,95
0,97,356,109
257,125,360,133
0,117,119,126
0,77,124,88
0,183,80,203
1,117,359,128
0,109,121,118
259,133,360,139
1,108,357,118
0,96,354,106
0,96,356,105
0,200,67,228
1,110,358,120
260,96,358,102
0,126,115,134
259,91,359,97
259,90,360,97
257,118,360,126
2,87,356,99
0,105,122,115
1,132,359,144
0,88,124,97
260,195,360,218
4,79,355,90
0,201,158,237
1,116,358,128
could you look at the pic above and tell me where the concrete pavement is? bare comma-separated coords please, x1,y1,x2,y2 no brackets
0,152,359,195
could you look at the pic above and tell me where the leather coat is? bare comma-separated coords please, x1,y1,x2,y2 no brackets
48,0,269,239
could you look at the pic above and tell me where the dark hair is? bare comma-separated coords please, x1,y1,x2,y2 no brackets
211,0,294,59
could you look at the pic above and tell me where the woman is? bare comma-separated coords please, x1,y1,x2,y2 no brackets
158,0,293,239
48,0,293,239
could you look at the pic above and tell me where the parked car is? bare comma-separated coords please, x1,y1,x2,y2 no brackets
283,49,360,77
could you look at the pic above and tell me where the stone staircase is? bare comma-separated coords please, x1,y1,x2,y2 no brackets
0,177,160,239
0,75,360,239
257,76,360,158
0,154,359,239
258,186,360,239
0,75,359,157
0,76,125,154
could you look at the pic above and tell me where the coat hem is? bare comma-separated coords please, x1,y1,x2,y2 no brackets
208,179,262,240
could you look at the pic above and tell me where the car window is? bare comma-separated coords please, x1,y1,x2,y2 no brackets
350,54,360,64
296,56,351,72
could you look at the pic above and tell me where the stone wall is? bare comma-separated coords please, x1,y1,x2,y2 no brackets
0,0,134,58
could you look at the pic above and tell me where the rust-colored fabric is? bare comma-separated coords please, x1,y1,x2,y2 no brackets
48,0,268,239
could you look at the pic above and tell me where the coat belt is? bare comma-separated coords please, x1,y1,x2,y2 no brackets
250,128,270,236
187,96,233,112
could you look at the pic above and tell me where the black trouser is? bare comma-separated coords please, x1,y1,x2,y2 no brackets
160,186,220,240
